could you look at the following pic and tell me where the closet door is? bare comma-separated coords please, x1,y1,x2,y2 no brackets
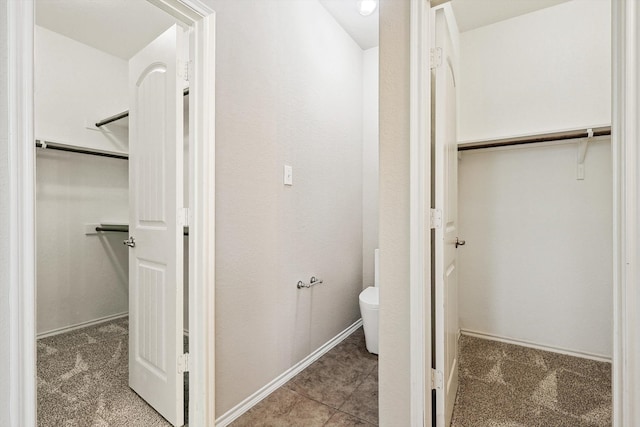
127,24,186,427
433,7,459,427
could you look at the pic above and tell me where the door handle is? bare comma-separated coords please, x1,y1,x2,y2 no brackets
455,237,465,248
123,236,136,248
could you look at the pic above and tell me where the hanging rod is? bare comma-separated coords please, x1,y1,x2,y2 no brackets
94,111,129,128
95,225,129,233
95,87,190,128
35,140,128,160
95,224,190,236
457,126,611,152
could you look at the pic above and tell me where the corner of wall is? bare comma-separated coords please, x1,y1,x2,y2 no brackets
0,0,10,422
378,0,412,424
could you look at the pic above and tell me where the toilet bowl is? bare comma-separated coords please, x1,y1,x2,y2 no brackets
359,286,379,354
359,249,379,354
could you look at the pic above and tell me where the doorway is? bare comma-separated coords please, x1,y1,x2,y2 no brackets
6,0,216,425
430,1,613,426
34,3,188,425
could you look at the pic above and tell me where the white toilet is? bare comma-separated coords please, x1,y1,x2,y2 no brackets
359,249,379,354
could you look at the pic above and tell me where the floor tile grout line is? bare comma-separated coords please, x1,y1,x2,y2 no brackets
287,385,342,413
336,372,368,413
335,378,378,425
287,359,378,425
319,352,378,376
322,409,375,426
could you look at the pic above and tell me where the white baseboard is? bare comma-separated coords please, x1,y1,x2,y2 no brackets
37,312,129,340
460,329,612,363
215,318,364,427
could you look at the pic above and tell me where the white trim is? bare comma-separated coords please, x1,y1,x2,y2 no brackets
148,0,210,23
611,1,639,426
215,319,364,427
7,0,36,425
409,0,431,426
7,1,216,425
186,10,216,427
460,329,612,364
146,2,217,425
36,313,129,340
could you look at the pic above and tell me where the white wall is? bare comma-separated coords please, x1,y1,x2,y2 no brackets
35,26,128,152
456,0,613,359
458,0,611,142
0,0,10,421
379,0,411,424
35,26,129,335
208,0,364,416
458,140,613,358
363,46,379,288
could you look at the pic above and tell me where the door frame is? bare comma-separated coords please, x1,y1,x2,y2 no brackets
406,0,640,426
408,0,432,425
611,1,640,425
5,0,216,425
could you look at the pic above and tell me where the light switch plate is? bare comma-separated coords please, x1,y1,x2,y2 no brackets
284,165,293,186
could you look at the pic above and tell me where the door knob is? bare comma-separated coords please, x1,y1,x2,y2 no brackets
123,236,136,248
455,237,465,248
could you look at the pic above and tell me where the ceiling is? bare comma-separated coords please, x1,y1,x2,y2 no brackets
451,0,571,32
35,0,570,59
318,0,570,49
35,0,176,60
318,0,379,50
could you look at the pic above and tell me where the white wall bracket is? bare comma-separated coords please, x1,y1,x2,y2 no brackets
577,128,593,180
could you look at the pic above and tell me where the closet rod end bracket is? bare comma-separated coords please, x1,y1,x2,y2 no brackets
576,129,592,180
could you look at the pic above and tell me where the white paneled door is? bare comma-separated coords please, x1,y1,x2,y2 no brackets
128,25,186,427
433,8,460,427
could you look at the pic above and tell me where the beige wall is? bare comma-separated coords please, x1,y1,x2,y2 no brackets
459,140,613,358
379,0,412,425
457,0,612,359
458,0,610,142
0,0,10,422
363,46,379,288
35,26,129,335
208,0,365,416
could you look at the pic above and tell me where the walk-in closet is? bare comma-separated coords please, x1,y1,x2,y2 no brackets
432,1,613,426
35,1,191,425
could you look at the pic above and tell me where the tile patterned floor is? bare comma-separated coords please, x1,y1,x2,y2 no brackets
231,327,379,427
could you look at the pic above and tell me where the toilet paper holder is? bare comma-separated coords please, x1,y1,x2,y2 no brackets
297,276,323,289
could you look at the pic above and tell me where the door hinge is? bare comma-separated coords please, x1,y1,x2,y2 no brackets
430,208,443,229
430,47,443,69
179,60,192,82
178,353,190,374
431,368,443,390
178,207,190,227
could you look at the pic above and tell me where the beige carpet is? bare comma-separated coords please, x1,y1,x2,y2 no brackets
451,335,611,427
37,317,188,426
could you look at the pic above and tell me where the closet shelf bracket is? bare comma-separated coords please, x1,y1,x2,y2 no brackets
576,128,592,180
